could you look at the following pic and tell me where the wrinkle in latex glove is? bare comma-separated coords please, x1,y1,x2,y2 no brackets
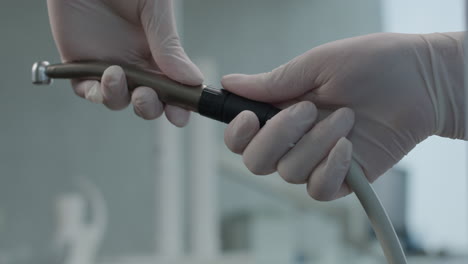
418,33,466,139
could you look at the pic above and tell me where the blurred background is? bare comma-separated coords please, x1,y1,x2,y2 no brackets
0,0,467,264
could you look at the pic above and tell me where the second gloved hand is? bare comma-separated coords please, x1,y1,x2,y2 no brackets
222,32,465,201
48,0,204,126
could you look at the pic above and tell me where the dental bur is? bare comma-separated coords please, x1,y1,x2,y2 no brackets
32,61,407,264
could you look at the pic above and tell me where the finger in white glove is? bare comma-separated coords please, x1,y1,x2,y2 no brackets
141,0,204,126
307,137,353,201
71,66,131,109
72,80,103,104
224,111,260,154
277,108,354,184
225,101,317,175
132,86,164,120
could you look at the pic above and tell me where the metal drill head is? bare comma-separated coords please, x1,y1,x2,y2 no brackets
32,61,52,85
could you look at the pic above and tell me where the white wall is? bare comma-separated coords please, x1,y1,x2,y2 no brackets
382,0,468,254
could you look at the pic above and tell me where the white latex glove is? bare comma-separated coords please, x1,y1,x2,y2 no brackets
223,32,466,201
47,0,204,126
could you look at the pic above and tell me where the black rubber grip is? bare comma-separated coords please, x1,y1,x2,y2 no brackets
198,87,281,127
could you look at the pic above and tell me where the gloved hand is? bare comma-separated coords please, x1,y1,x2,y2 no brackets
222,32,466,201
47,0,204,126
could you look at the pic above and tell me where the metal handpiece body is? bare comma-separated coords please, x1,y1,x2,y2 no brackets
32,61,280,126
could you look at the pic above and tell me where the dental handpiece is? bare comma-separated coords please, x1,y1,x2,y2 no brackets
32,61,407,264
32,61,280,127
